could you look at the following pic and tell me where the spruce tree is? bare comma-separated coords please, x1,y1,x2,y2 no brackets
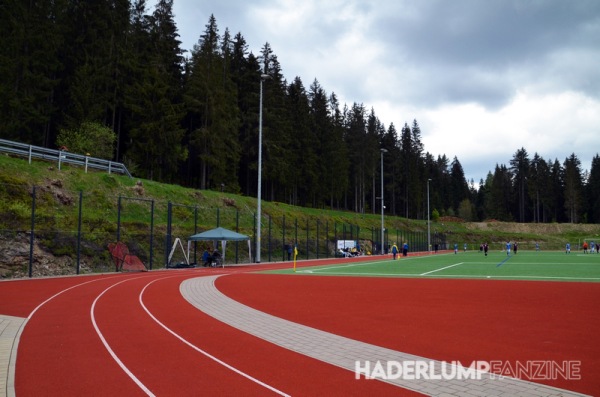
126,0,186,181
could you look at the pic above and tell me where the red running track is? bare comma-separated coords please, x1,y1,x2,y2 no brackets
1,257,598,396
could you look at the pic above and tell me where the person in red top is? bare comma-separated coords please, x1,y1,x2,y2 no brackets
583,241,588,253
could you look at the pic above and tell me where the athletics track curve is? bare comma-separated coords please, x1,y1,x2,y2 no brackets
0,256,598,396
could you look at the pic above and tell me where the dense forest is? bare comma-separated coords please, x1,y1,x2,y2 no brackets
1,0,599,223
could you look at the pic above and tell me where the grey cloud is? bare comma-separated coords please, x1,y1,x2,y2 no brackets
370,0,600,107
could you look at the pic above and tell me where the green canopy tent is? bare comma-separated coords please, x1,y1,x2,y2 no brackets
188,227,251,267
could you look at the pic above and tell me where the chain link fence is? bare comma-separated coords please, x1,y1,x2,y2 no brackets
0,182,440,278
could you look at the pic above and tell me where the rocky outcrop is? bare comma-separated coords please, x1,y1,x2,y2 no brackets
0,233,87,278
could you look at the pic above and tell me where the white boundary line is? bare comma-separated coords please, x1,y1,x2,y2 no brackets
427,274,600,280
420,262,464,275
296,256,425,274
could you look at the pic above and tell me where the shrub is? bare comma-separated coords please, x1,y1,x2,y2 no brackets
56,121,116,160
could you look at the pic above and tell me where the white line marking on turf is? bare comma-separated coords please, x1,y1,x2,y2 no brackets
297,257,425,273
421,262,464,275
436,275,600,280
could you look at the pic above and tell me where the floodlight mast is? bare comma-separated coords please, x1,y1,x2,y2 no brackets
256,73,271,262
380,148,387,255
427,178,432,252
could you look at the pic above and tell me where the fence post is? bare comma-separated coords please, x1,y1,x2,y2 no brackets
76,191,83,275
306,218,309,260
294,218,298,258
165,202,172,267
235,210,239,264
268,214,272,262
252,212,256,262
316,220,320,259
194,207,199,264
371,227,375,253
334,221,337,246
325,221,329,258
149,200,154,269
282,215,286,262
117,195,122,242
28,186,36,278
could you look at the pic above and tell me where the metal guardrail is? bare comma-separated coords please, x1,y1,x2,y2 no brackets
0,138,132,178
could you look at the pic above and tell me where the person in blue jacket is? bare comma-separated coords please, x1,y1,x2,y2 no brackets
391,243,399,260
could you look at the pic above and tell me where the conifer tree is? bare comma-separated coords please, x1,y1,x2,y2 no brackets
0,0,66,145
563,153,584,223
258,43,292,203
126,0,186,181
587,155,600,223
382,123,400,215
509,147,530,222
327,92,349,209
185,15,241,191
549,159,565,222
449,156,470,215
345,103,368,213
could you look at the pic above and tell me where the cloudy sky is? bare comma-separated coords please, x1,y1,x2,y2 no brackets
152,0,600,184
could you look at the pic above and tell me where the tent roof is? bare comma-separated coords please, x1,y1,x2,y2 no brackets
189,227,250,242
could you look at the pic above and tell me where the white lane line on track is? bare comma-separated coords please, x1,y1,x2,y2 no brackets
91,276,156,397
11,275,126,397
27,276,122,319
139,275,290,397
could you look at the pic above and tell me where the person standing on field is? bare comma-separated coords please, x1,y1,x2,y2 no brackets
391,243,399,260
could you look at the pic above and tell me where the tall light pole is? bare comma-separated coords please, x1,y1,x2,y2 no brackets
380,148,387,255
256,73,271,263
427,178,432,252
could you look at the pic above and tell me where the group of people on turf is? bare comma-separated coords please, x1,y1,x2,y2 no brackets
505,241,518,255
478,243,490,256
568,241,599,254
447,240,599,255
390,242,409,259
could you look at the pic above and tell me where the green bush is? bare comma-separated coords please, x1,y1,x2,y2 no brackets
56,121,116,160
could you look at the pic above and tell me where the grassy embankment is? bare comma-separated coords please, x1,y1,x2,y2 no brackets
0,154,598,277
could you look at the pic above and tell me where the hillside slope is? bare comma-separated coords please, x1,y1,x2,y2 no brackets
1,154,599,278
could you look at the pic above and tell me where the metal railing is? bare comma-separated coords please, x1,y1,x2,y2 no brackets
0,138,132,178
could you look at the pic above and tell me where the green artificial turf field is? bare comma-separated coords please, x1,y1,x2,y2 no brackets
269,250,600,282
